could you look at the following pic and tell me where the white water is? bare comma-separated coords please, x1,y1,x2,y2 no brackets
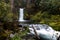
29,24,57,40
19,8,24,21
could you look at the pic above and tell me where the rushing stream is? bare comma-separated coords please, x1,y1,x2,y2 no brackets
18,8,60,40
28,24,57,40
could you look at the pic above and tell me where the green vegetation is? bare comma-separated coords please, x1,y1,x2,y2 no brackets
0,0,60,40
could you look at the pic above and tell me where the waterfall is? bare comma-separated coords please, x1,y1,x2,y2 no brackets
19,8,24,21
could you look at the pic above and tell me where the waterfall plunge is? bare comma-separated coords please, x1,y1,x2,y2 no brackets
18,8,31,23
19,8,24,22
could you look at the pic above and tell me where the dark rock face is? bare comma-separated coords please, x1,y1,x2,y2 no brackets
57,36,60,40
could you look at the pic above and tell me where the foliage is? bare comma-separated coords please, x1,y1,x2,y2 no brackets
0,0,12,21
10,26,29,40
0,0,60,40
10,33,22,40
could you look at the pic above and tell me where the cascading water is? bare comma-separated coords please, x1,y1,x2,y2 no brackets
28,24,57,40
18,8,31,23
19,8,24,22
18,8,59,40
